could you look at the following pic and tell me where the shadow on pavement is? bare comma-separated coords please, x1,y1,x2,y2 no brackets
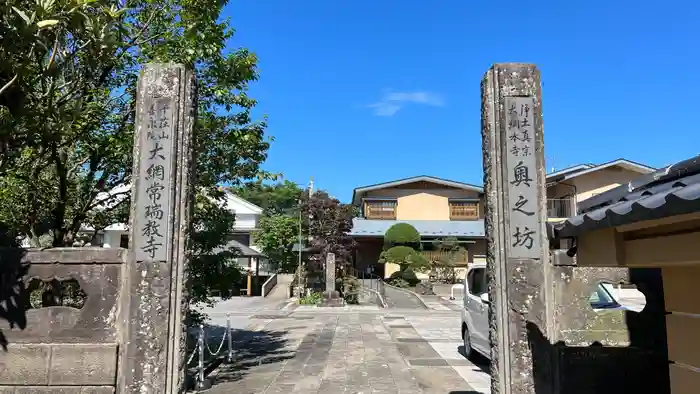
457,345,490,374
211,328,293,384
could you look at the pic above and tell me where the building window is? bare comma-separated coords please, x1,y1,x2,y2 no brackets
364,200,397,220
450,201,479,220
120,234,129,248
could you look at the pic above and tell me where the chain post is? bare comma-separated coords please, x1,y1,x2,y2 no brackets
197,324,205,387
226,313,233,362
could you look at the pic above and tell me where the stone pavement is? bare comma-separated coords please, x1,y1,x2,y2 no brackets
196,295,294,330
204,306,490,394
384,285,428,309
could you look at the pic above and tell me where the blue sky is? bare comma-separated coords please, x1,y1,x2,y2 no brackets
225,1,698,202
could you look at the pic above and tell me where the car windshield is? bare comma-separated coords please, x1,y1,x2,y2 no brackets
589,284,619,307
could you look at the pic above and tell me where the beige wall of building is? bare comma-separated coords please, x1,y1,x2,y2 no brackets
570,167,645,203
364,187,483,220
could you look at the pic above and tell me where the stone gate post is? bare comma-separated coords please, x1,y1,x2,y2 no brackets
480,63,552,394
118,64,197,394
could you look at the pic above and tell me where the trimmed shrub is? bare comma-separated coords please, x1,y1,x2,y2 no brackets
379,246,430,272
384,223,421,250
388,267,420,287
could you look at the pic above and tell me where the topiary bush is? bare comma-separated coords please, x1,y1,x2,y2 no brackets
384,223,421,250
388,267,420,287
379,246,430,272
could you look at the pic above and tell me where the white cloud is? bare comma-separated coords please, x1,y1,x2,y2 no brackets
367,90,445,116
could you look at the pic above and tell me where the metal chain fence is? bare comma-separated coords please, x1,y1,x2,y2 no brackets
184,313,235,390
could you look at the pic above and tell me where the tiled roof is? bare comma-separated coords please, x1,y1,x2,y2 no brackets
546,159,655,183
553,155,700,238
350,218,485,237
352,175,482,205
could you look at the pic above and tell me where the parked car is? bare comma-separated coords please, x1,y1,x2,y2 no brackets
460,262,626,361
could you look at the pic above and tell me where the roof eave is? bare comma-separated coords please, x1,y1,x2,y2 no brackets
352,175,483,205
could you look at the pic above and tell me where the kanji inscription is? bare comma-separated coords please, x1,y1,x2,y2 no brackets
505,96,540,258
134,97,173,261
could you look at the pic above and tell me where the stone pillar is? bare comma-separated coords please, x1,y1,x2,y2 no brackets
118,64,197,394
325,252,336,293
480,63,551,394
320,252,341,306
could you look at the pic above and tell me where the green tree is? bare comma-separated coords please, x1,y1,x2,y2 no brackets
430,237,464,284
0,0,272,304
254,214,300,273
383,222,421,250
301,190,356,274
379,245,428,271
234,181,304,216
380,223,428,284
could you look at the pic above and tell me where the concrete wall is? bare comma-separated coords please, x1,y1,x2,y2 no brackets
0,248,125,394
538,266,669,394
662,265,700,394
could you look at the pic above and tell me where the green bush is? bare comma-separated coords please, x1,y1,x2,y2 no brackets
388,268,420,287
379,246,429,272
341,275,360,304
388,277,410,288
384,223,421,250
298,291,322,305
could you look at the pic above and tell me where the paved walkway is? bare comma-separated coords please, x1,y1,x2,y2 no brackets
195,295,293,330
384,285,428,309
204,305,490,393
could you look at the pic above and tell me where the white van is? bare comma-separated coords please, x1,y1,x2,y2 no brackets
460,261,489,360
460,261,630,361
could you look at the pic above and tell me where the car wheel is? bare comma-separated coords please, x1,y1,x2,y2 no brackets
462,324,474,360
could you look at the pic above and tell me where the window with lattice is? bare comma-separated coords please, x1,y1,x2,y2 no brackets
449,201,479,220
364,200,397,220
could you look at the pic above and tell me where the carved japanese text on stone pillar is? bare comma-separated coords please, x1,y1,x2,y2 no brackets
326,253,336,293
505,97,540,259
134,97,174,262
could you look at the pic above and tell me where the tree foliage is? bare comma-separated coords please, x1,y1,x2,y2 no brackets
0,0,273,304
300,190,356,273
379,245,428,271
255,214,300,273
234,180,302,216
383,223,421,250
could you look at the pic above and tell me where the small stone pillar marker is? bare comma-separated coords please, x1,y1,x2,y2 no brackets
480,63,551,394
320,252,342,306
118,64,197,394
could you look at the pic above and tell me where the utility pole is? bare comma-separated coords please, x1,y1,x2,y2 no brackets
296,198,303,298
296,177,314,298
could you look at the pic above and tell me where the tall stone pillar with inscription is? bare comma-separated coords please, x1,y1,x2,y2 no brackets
118,64,197,394
480,63,551,394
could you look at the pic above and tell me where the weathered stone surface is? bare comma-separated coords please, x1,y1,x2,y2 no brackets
119,63,197,394
48,344,117,385
0,344,51,385
0,248,122,344
481,63,549,394
0,387,114,394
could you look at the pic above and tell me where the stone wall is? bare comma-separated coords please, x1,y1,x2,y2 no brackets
0,248,125,394
531,266,670,394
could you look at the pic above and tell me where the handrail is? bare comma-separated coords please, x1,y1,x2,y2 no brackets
347,267,386,302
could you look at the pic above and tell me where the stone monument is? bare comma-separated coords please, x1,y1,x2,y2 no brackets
118,64,197,394
320,252,342,307
480,63,551,394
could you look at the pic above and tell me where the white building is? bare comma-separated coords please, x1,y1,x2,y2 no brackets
79,189,268,272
